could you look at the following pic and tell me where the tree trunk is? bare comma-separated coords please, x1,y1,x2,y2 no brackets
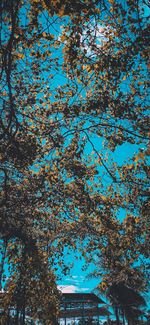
122,311,125,325
114,305,120,325
22,305,26,325
15,304,19,325
0,239,7,290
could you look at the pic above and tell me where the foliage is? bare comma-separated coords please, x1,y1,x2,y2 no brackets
0,0,150,323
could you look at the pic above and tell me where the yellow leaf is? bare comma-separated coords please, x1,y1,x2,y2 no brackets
18,53,25,59
94,64,99,69
130,86,136,94
138,152,145,159
60,35,66,42
95,8,100,14
135,217,140,224
42,32,47,37
127,164,134,169
77,78,82,84
134,152,145,162
122,75,127,80
58,7,65,17
101,195,107,201
86,66,92,72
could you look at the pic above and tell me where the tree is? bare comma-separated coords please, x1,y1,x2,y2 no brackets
0,0,149,323
107,282,146,325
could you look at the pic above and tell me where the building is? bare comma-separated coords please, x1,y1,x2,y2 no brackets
59,293,111,325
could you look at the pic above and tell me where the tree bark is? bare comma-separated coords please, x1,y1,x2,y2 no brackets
114,305,120,325
0,239,8,290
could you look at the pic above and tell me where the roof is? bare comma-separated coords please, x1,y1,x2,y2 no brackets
59,306,111,318
60,293,105,304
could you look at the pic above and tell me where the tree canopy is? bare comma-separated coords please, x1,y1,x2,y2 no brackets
0,0,150,324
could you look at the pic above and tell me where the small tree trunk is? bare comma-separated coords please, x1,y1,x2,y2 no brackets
114,305,120,325
127,318,132,325
0,239,8,290
122,311,125,325
22,305,26,325
15,304,19,325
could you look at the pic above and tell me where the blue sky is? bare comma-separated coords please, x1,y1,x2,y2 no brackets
1,3,149,323
39,3,150,307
